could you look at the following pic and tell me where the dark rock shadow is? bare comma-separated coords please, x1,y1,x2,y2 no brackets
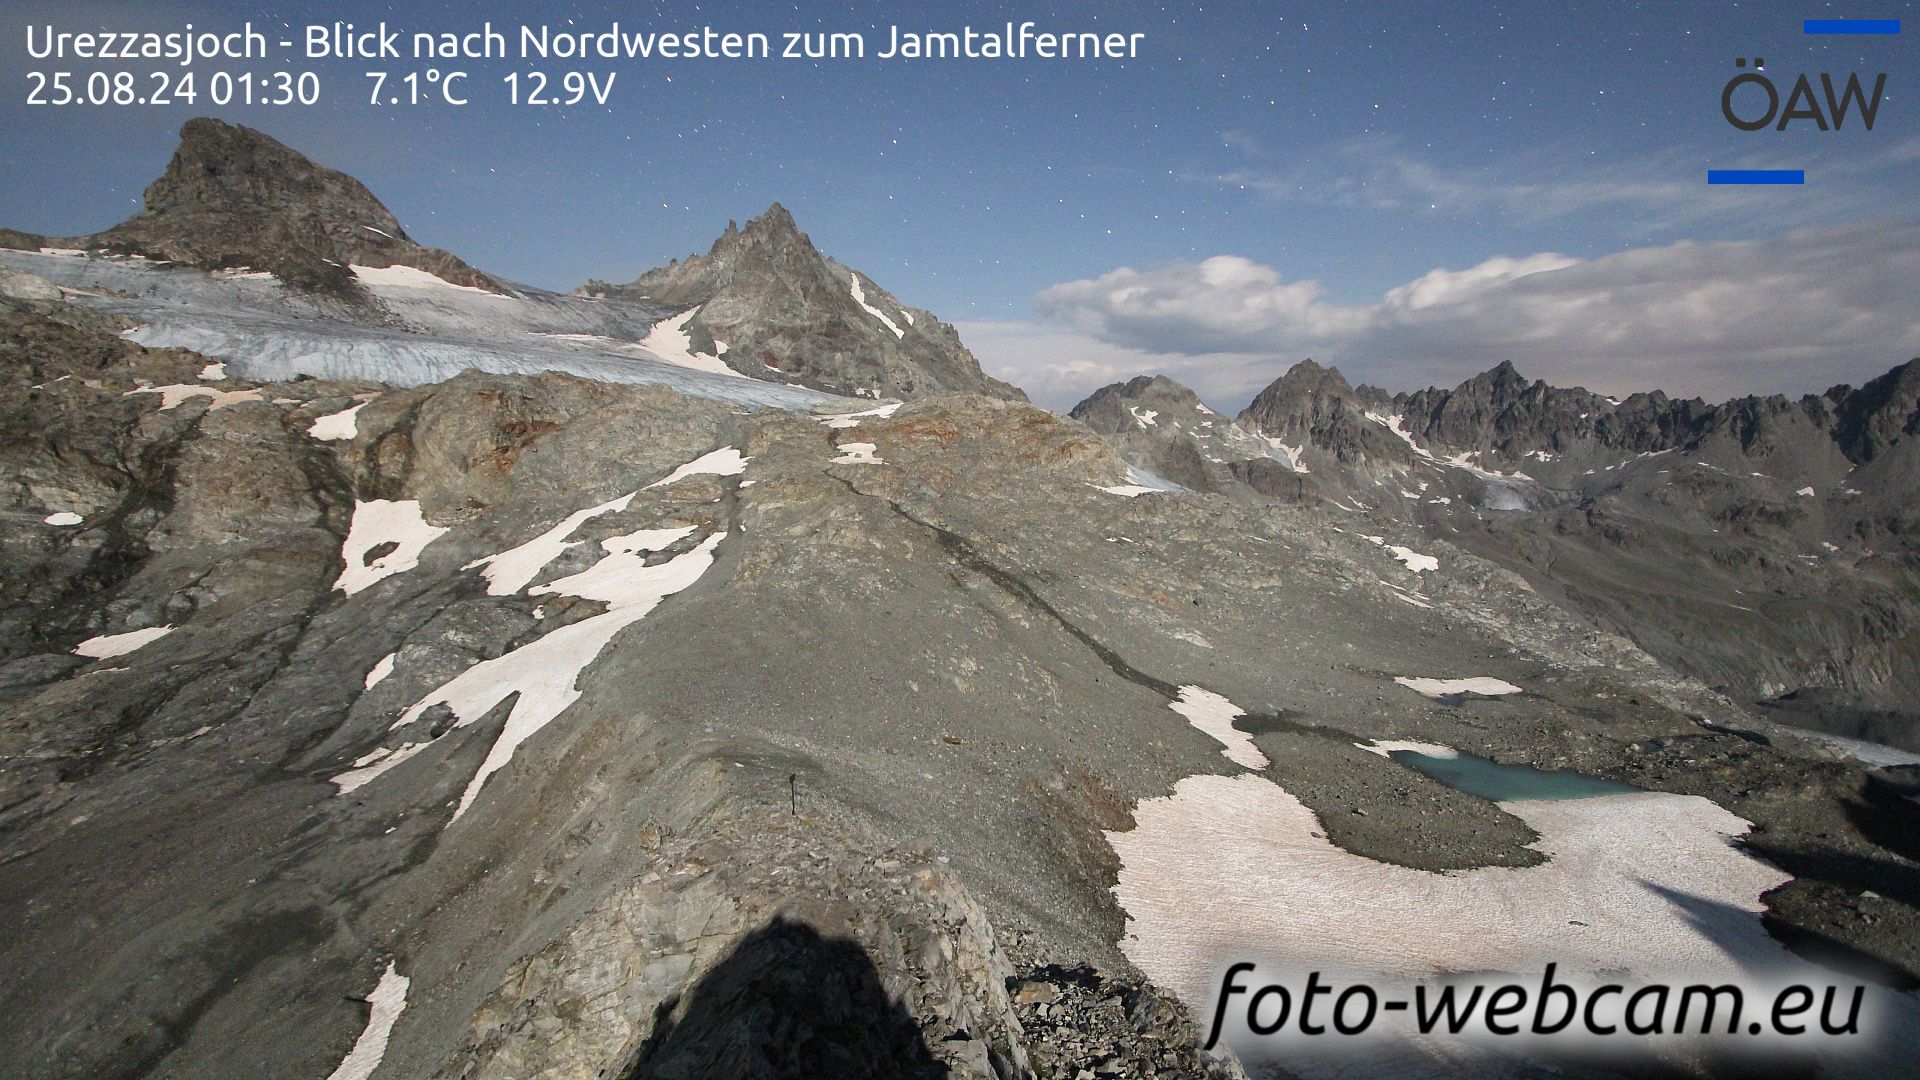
621,916,949,1080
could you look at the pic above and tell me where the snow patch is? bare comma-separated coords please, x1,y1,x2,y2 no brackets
1361,535,1439,573
331,742,428,794
333,500,449,596
817,402,902,429
384,532,725,820
324,961,410,1080
43,511,83,526
646,447,750,489
198,361,227,381
1170,686,1269,770
848,272,905,337
1790,729,1920,769
74,625,174,659
363,652,396,690
831,441,885,465
1357,739,1459,758
125,384,265,411
308,401,369,442
1395,676,1523,698
1108,773,1821,1076
1796,486,1816,497
464,491,638,595
1129,406,1159,429
638,307,742,378
350,263,501,297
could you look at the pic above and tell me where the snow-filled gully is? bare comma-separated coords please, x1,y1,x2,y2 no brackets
331,449,749,819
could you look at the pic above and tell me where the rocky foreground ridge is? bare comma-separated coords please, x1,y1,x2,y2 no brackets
2,282,1918,1077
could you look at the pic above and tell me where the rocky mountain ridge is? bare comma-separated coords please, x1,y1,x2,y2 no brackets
1072,357,1920,745
581,203,1026,402
1,118,498,301
2,118,1015,404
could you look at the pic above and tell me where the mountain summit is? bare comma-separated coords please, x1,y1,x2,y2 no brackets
7,118,497,298
581,204,1025,401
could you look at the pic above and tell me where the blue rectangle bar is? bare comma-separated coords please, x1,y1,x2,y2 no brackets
1803,19,1900,33
1708,170,1805,184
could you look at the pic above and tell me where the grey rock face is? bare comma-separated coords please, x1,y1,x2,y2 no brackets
1070,374,1274,496
582,204,1027,402
4,118,497,301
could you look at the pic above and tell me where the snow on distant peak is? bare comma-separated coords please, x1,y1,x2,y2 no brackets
1365,411,1425,455
848,272,906,338
1265,437,1309,473
350,263,503,297
333,500,449,595
1129,406,1159,429
638,307,743,378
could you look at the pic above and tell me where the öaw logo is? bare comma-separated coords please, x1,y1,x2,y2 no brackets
1721,58,1887,132
1708,18,1898,185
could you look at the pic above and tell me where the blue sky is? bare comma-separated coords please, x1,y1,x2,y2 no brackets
3,0,1915,406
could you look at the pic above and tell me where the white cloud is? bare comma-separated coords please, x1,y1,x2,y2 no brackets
992,221,1920,409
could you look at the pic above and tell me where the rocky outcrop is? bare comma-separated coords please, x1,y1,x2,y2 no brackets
1068,374,1269,494
581,204,1026,402
1236,359,1406,467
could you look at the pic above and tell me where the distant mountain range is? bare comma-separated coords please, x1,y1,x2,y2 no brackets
1071,355,1920,743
